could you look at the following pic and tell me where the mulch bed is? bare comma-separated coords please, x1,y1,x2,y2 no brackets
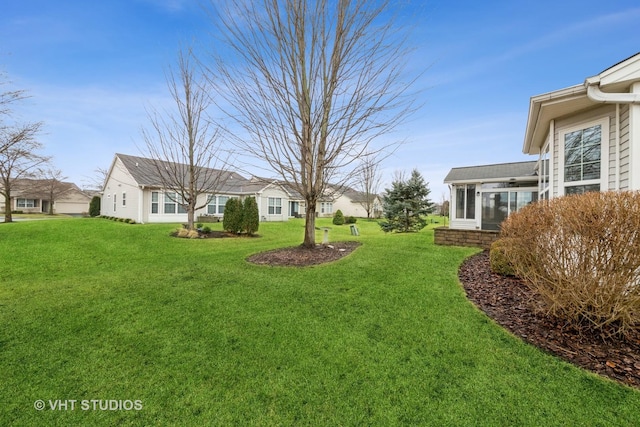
460,251,640,389
247,241,361,267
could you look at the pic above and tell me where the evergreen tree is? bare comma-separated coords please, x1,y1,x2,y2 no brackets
89,196,101,217
332,209,345,225
380,169,433,232
223,198,243,234
242,196,260,235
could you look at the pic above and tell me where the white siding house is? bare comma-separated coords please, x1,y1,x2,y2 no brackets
101,154,299,223
445,52,640,231
523,52,640,198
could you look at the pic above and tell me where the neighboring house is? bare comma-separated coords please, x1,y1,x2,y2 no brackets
329,187,382,219
101,154,306,223
102,153,380,223
445,52,640,231
0,178,91,215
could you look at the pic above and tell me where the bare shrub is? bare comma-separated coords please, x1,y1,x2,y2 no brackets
489,239,515,276
500,191,640,337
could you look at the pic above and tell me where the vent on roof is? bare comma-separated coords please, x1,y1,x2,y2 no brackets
135,162,138,167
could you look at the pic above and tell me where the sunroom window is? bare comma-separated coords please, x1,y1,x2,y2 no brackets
455,184,475,220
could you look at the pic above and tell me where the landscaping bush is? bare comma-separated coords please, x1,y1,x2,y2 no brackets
89,196,101,217
332,209,345,225
345,216,357,224
500,191,640,337
223,198,243,234
242,196,259,235
489,238,515,276
202,226,211,234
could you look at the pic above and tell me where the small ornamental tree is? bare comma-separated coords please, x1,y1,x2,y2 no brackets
223,198,242,234
380,169,433,233
332,209,345,225
89,196,101,217
242,196,259,235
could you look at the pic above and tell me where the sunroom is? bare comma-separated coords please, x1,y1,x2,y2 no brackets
444,161,539,231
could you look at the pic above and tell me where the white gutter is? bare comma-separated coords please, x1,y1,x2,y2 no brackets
584,77,640,104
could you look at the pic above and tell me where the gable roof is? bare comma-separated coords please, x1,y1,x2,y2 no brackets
114,153,249,193
10,178,89,199
444,161,537,184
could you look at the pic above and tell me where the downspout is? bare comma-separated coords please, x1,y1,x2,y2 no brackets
139,185,145,224
549,119,554,198
585,78,640,190
616,104,620,190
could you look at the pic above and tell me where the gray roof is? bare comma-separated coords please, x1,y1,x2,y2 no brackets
116,153,249,193
444,161,537,183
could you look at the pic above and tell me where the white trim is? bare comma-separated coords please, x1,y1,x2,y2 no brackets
557,117,609,196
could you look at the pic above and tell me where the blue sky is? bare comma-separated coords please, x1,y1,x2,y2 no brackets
2,0,639,199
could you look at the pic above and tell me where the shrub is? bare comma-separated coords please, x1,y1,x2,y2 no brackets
332,209,345,225
500,191,640,337
345,216,357,224
242,196,259,235
176,228,190,238
489,239,515,276
187,229,199,239
223,198,243,234
202,226,211,234
89,196,101,217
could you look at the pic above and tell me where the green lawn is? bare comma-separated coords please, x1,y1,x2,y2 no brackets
1,218,638,426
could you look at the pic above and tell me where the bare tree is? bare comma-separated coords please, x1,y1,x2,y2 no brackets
82,166,109,192
207,0,416,247
37,168,69,215
0,122,48,222
0,72,27,121
354,154,383,219
141,47,229,230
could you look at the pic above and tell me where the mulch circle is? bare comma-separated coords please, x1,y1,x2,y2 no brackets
246,241,361,267
459,251,640,389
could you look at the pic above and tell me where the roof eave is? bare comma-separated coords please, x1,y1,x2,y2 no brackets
522,85,589,155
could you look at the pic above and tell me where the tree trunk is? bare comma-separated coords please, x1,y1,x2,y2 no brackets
3,194,12,223
303,200,317,248
187,202,195,231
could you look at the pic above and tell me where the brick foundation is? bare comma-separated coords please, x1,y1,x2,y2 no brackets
433,227,499,250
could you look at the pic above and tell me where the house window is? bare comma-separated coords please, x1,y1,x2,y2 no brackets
151,192,159,214
562,123,603,195
17,198,38,208
122,192,126,207
268,197,282,215
455,184,475,219
164,192,187,214
321,202,333,214
207,195,229,215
